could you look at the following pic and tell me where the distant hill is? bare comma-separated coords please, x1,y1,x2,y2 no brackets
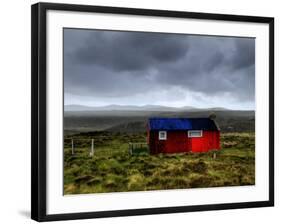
64,109,255,134
105,121,146,133
65,104,229,112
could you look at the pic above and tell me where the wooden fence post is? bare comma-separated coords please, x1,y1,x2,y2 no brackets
71,138,74,155
213,151,217,159
90,139,94,157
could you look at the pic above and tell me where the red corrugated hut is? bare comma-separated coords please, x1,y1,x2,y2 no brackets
147,118,220,154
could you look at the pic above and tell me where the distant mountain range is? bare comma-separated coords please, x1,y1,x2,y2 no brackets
64,108,255,134
65,104,229,112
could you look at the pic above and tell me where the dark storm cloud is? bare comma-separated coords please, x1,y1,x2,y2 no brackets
64,29,255,107
228,38,255,70
73,31,189,71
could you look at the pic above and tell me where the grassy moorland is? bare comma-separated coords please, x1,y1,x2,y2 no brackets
63,132,255,194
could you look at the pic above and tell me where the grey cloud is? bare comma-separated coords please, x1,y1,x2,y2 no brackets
64,29,255,107
71,30,189,71
203,51,224,71
228,38,255,70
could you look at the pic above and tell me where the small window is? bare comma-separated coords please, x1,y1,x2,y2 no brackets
159,131,167,140
188,130,202,138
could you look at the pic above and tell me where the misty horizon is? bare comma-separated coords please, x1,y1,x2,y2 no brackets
64,103,255,111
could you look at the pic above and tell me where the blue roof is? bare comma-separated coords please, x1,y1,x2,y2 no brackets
148,118,219,131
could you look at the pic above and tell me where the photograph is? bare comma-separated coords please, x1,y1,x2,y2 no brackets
63,28,255,195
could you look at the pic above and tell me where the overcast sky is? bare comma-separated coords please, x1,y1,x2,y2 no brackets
64,28,255,110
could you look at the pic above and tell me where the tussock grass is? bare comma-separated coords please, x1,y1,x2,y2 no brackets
64,132,255,194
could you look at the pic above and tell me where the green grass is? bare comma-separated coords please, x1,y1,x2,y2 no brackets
63,132,255,194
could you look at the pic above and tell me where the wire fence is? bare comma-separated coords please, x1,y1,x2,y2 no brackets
64,138,149,157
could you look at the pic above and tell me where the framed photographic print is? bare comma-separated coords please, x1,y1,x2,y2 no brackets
31,2,274,222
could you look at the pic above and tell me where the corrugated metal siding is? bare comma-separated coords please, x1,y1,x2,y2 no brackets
148,118,219,131
148,130,220,154
190,131,220,152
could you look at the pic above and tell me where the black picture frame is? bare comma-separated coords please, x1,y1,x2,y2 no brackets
31,2,274,222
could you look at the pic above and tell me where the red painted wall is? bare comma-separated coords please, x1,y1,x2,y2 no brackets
148,130,220,154
190,130,220,152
